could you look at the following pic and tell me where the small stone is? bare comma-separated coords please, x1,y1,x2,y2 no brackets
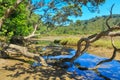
56,77,60,80
75,76,84,79
49,77,54,80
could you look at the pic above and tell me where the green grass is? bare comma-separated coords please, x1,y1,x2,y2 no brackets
26,60,34,65
34,40,52,46
58,37,120,48
92,39,120,48
59,37,80,46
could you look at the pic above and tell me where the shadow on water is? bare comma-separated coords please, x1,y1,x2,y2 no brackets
32,47,120,80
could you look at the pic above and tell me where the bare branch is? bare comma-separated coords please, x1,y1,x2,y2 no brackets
77,37,120,70
24,24,40,39
0,19,3,29
95,37,117,67
69,4,120,71
89,26,120,42
108,31,120,36
69,26,120,62
106,4,115,29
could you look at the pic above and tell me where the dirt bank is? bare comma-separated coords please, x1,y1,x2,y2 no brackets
0,58,83,80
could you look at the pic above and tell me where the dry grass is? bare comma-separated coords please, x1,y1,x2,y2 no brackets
59,36,120,60
87,46,120,60
92,37,120,49
59,36,120,49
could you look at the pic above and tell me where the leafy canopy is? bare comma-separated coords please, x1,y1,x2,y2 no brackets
31,0,105,26
0,0,105,38
0,0,39,38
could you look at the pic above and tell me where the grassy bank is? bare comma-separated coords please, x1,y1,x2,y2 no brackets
56,37,120,49
92,39,120,48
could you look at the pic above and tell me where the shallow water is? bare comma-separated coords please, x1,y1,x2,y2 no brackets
32,48,120,80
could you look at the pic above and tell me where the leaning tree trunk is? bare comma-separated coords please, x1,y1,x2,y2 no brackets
60,5,120,70
70,27,120,62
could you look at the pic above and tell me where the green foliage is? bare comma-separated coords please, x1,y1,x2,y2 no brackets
45,14,120,35
0,0,116,43
0,0,41,41
0,0,16,16
26,60,34,65
32,0,105,26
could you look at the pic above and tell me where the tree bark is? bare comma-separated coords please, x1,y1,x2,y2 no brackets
8,44,48,66
69,26,120,62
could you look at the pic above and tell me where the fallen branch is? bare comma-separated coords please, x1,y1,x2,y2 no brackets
24,24,40,39
7,44,48,66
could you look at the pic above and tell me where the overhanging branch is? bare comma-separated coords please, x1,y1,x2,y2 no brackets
106,4,115,29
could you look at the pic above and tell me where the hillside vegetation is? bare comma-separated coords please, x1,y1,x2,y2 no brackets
44,14,120,35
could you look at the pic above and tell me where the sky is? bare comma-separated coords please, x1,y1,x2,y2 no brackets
33,0,120,22
74,0,120,21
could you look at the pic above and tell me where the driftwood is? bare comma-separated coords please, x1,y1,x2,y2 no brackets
1,43,48,66
9,44,47,66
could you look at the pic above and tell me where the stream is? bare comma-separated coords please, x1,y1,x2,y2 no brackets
32,48,120,80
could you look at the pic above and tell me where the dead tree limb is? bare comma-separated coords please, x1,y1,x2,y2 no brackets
64,5,120,70
24,24,40,39
7,44,48,66
69,26,120,62
93,37,120,68
106,4,114,29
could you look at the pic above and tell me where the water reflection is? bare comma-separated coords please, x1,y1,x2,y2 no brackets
32,48,120,80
